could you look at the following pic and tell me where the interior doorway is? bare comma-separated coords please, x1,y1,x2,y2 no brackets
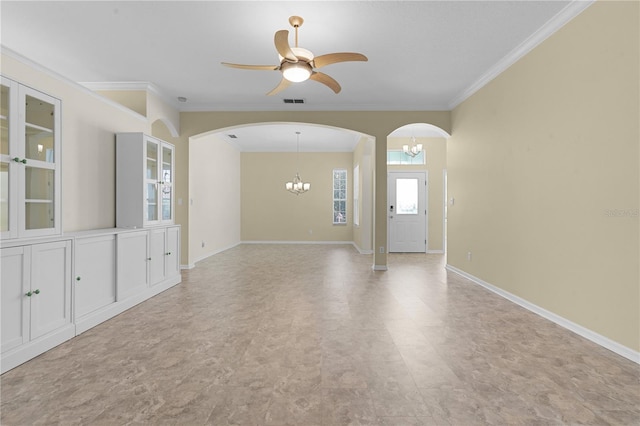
388,171,427,252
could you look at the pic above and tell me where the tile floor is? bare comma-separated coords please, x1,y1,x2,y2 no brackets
1,244,638,425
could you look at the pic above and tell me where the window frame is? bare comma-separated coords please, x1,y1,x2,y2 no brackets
386,149,426,165
332,168,347,225
353,164,359,227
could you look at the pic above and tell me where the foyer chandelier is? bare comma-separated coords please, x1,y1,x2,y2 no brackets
285,131,310,195
403,136,423,158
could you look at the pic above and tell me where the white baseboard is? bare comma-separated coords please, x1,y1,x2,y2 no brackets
181,264,195,270
373,264,388,271
427,249,445,254
191,242,241,266
445,264,640,365
352,241,374,255
242,240,374,255
241,240,355,245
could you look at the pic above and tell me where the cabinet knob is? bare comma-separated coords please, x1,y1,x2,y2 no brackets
147,257,152,261
34,289,40,295
21,159,27,164
13,157,26,164
76,276,81,281
165,252,171,256
25,291,32,297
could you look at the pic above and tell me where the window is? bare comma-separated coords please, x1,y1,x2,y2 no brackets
353,165,359,226
333,169,347,224
387,150,425,165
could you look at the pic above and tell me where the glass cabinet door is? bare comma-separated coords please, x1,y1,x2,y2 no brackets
145,139,159,223
0,78,60,240
1,80,15,238
23,90,57,233
161,145,173,222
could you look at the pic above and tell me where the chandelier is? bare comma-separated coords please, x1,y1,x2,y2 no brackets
285,131,310,195
403,136,423,158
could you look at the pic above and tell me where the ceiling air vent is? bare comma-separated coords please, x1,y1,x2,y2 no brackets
227,134,238,139
283,98,305,104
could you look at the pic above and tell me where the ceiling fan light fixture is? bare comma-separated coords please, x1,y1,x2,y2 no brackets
281,62,312,82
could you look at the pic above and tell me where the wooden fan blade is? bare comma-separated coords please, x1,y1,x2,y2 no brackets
313,52,368,69
274,30,298,62
221,62,279,71
310,72,341,94
266,77,292,96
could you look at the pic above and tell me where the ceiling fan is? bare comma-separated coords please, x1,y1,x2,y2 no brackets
221,16,368,95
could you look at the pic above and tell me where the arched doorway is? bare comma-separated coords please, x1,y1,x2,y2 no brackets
387,123,450,254
187,122,375,267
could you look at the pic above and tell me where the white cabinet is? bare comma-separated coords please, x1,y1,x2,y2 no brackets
149,225,180,286
117,230,150,300
73,234,116,319
1,76,62,240
1,240,74,373
116,133,175,229
1,226,181,373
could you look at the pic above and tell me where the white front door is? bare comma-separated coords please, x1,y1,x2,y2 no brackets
388,172,427,252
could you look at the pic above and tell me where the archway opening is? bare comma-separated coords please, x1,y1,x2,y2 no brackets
187,122,375,267
386,123,450,256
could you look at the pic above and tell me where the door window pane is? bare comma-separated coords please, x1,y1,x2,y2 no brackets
1,84,9,156
146,141,158,179
396,178,418,215
25,167,54,201
162,146,172,182
162,184,172,220
25,202,54,230
147,183,157,221
25,95,55,162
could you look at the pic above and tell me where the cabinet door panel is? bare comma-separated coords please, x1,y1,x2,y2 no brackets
117,231,149,300
1,78,19,240
30,241,71,340
75,236,116,318
149,228,166,285
165,226,180,279
1,247,30,352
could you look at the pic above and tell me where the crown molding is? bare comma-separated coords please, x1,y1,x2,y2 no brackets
448,0,595,110
1,46,146,122
79,81,151,91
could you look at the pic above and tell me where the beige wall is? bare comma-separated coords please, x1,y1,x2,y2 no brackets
352,136,375,253
1,52,150,231
189,133,241,265
95,90,147,116
241,152,353,242
388,137,447,251
447,1,639,351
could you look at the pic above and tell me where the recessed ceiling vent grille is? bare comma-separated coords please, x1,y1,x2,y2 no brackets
227,134,238,139
283,98,305,104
